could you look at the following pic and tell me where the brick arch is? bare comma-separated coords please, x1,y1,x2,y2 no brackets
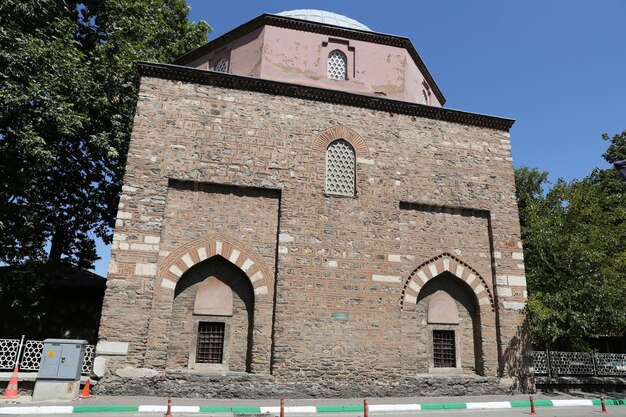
157,234,273,298
312,125,369,157
401,252,494,311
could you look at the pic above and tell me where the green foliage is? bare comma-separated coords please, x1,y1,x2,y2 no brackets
514,167,549,230
516,131,626,351
0,263,51,338
0,261,105,341
0,0,210,267
602,130,626,163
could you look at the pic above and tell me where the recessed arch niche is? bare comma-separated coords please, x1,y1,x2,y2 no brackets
416,271,484,375
168,255,254,372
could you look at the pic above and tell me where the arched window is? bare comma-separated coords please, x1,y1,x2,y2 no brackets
327,50,347,80
214,58,229,73
422,90,429,105
326,139,355,196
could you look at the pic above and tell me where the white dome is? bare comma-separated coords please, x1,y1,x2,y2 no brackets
276,9,371,31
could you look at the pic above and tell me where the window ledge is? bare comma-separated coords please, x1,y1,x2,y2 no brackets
428,367,463,375
188,363,229,373
324,192,357,199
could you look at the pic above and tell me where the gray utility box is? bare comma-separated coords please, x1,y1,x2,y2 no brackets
33,339,88,401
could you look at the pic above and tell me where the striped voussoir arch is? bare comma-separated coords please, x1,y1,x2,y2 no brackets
158,234,273,297
312,125,369,157
401,252,494,311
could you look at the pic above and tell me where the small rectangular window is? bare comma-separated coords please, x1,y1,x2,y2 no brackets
196,322,225,364
433,330,456,367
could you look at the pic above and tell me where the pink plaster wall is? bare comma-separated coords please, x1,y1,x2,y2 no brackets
187,24,442,106
189,27,266,78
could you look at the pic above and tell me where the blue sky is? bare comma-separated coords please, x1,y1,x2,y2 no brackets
92,1,626,276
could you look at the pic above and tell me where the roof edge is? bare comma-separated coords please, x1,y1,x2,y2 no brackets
174,13,447,105
137,61,515,132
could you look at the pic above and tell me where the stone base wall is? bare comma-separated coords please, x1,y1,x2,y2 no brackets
94,372,522,398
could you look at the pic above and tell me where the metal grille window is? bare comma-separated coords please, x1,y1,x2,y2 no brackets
196,322,225,364
328,50,347,80
326,139,355,196
215,58,228,73
433,330,456,368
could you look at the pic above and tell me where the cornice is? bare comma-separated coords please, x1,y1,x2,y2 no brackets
138,61,515,132
175,14,447,105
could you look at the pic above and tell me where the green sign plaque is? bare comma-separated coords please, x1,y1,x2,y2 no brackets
332,312,350,321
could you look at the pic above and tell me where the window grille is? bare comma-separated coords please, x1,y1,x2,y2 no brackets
328,50,347,80
326,139,355,196
433,330,456,368
196,322,225,364
215,59,228,73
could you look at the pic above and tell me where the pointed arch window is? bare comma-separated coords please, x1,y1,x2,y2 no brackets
328,50,347,80
326,139,355,196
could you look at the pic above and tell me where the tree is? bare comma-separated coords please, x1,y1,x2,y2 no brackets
514,167,548,230
516,130,626,351
602,130,626,164
0,0,210,268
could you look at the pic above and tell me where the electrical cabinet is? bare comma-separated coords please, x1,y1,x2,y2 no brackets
37,339,87,381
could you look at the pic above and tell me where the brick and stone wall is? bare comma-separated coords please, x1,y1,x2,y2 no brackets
95,73,530,396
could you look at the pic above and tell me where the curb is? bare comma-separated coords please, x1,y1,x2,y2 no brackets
0,399,624,414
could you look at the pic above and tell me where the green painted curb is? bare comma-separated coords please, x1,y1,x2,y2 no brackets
533,399,553,407
199,406,236,413
510,401,531,407
591,399,626,407
231,406,262,413
342,405,364,412
420,403,444,410
317,406,345,412
443,403,467,409
73,406,139,413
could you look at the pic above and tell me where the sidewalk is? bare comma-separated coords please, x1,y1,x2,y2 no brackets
1,393,624,414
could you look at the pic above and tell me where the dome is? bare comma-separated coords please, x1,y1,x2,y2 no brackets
276,9,371,31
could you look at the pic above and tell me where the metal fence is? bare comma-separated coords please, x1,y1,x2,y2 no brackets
532,350,626,377
3,338,624,378
0,339,95,375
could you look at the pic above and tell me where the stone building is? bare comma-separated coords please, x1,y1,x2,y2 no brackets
95,10,531,397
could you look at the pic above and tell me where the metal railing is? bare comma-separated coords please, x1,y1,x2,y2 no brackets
532,350,626,377
0,338,95,375
4,337,623,379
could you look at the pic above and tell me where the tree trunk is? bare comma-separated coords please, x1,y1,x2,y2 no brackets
48,230,64,261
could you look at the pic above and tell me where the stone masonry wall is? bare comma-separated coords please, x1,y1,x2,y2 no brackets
96,75,529,395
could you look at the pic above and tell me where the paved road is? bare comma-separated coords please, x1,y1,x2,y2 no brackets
32,409,626,417
7,392,625,416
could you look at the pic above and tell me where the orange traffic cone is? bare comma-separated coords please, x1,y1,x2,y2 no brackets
2,365,19,399
79,378,92,399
